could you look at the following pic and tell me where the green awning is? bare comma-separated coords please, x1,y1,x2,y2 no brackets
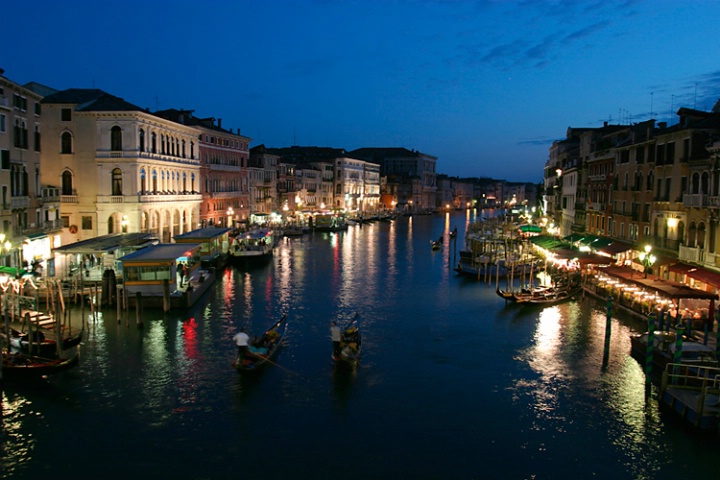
518,225,543,233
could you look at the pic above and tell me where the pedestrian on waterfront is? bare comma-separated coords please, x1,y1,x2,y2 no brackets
233,328,250,361
331,321,341,356
181,263,189,286
177,263,184,286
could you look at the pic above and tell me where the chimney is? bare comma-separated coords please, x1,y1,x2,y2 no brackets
218,118,222,128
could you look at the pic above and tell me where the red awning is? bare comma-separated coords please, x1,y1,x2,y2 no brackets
668,262,694,275
685,266,720,289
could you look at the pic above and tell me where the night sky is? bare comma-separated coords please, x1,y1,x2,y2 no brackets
5,0,720,182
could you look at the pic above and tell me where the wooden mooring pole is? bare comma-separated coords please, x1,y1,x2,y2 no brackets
602,296,612,366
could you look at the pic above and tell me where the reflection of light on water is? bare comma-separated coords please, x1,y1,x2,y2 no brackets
523,306,565,416
0,392,35,473
512,302,671,478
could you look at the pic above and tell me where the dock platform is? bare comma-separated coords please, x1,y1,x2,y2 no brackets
660,363,720,430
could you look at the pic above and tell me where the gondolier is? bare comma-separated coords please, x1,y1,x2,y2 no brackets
233,328,250,360
331,321,341,356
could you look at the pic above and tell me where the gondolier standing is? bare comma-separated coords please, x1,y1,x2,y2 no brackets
331,321,341,356
233,328,250,362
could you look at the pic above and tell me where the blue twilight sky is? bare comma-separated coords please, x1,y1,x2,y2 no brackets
4,0,720,183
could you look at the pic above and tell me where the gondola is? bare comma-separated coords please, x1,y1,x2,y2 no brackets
1,325,84,358
1,348,80,379
235,314,288,372
512,285,583,305
332,314,361,370
431,235,443,250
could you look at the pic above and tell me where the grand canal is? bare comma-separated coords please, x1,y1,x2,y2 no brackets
2,210,719,479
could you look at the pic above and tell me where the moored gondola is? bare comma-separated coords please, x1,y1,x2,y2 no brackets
1,348,80,380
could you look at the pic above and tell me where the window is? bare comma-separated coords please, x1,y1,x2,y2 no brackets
1,150,8,170
35,103,41,115
112,168,122,196
61,170,73,195
34,126,40,152
61,132,72,154
139,129,145,152
0,113,5,133
61,216,70,228
111,126,122,151
61,108,71,121
140,168,146,195
81,216,92,230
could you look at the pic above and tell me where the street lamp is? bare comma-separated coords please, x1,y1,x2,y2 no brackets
638,244,656,278
121,215,128,233
227,207,234,227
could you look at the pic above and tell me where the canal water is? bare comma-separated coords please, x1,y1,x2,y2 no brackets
2,210,719,479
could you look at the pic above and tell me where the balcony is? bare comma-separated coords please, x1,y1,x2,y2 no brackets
96,195,125,204
42,187,60,202
679,245,704,264
683,193,708,208
10,196,29,209
61,195,79,204
139,193,202,203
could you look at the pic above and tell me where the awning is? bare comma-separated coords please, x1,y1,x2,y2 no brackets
686,266,720,289
596,240,633,256
518,225,542,234
598,265,718,300
668,263,694,275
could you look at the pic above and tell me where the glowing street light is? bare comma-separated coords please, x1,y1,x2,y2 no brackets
638,244,656,278
121,215,129,233
227,207,234,228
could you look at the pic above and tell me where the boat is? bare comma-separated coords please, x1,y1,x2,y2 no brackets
235,314,288,372
229,228,277,265
1,326,83,358
283,225,306,237
497,283,582,305
314,213,348,232
630,331,718,371
1,348,80,379
332,314,361,369
431,235,443,250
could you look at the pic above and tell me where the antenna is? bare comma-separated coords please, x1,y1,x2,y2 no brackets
670,94,674,124
650,92,653,118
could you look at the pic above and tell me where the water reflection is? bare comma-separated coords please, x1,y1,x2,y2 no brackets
0,391,35,475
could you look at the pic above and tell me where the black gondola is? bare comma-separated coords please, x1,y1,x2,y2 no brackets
235,314,288,372
332,313,361,370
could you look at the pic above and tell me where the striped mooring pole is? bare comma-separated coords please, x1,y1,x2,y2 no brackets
645,313,656,385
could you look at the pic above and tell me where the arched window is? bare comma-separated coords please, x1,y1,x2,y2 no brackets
151,132,157,154
107,216,115,234
112,168,122,196
152,169,158,194
688,222,698,248
697,222,706,249
61,132,72,154
111,126,122,151
140,168,146,195
139,129,145,152
61,170,73,196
